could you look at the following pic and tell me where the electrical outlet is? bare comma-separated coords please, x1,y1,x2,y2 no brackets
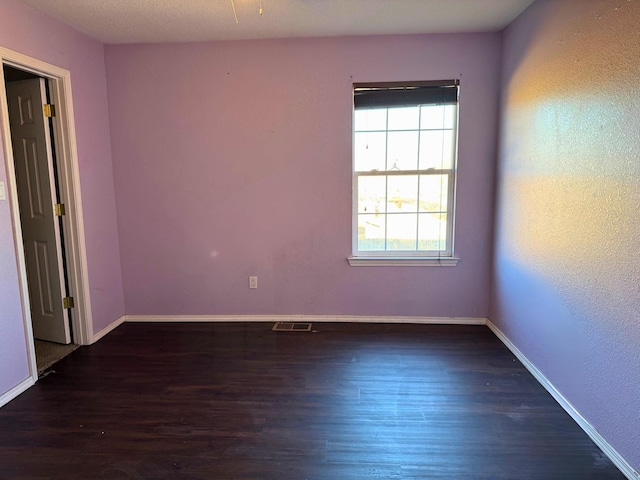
249,276,258,289
0,181,6,201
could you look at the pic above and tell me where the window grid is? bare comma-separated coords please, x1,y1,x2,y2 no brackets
384,109,389,249
354,103,457,256
415,105,423,253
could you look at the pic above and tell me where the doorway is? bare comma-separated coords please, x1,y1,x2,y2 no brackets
4,66,75,371
0,47,94,380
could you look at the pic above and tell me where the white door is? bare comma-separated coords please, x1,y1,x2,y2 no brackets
6,78,71,344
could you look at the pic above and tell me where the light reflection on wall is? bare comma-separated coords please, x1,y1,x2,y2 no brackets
493,0,640,469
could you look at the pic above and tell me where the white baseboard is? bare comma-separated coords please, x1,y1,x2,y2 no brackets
91,315,126,344
0,376,35,409
0,315,125,409
124,314,488,325
486,320,638,480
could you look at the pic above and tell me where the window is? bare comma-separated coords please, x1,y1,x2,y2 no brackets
349,80,460,266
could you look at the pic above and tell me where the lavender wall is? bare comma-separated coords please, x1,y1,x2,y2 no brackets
0,0,124,398
0,146,30,397
492,0,640,471
105,33,500,317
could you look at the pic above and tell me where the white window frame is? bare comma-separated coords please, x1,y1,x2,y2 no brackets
348,80,460,267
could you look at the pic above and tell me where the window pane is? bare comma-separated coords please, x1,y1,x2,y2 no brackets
387,131,419,170
421,104,456,130
419,175,448,213
355,131,386,172
387,175,418,213
358,176,386,214
420,105,445,130
443,105,456,129
387,214,418,250
354,109,387,131
358,214,386,251
419,130,455,170
388,106,419,130
418,213,447,251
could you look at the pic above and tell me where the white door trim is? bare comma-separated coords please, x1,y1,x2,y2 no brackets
0,47,93,382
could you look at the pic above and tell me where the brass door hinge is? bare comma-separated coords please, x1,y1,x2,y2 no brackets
44,104,56,118
63,296,75,309
54,203,66,216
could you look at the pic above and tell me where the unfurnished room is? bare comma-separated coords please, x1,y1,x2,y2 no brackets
0,0,638,478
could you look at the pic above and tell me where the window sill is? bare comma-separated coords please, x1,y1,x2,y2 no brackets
347,256,460,267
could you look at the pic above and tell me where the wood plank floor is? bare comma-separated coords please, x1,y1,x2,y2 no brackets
0,323,625,479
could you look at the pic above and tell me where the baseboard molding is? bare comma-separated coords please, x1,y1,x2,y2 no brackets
124,314,488,325
0,376,35,409
486,320,638,480
1,315,125,409
91,315,126,344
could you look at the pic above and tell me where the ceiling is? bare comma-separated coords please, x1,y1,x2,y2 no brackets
19,0,535,44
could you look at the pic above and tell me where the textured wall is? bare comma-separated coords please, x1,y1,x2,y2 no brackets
0,0,124,399
105,33,500,317
492,0,640,471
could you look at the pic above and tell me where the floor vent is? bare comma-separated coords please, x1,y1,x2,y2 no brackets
272,322,312,332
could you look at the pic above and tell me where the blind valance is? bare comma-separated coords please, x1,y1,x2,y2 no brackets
353,80,459,109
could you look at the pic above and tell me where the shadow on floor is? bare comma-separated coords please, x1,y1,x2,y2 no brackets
35,340,79,374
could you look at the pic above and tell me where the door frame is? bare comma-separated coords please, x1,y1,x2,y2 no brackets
0,47,93,379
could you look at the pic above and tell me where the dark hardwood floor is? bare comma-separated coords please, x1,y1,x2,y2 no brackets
0,323,625,479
